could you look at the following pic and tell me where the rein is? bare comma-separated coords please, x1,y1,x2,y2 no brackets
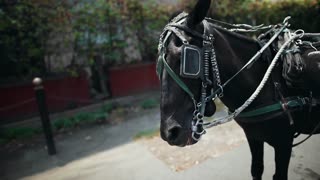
157,12,315,142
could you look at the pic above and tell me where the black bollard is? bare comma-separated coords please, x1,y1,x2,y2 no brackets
33,77,56,155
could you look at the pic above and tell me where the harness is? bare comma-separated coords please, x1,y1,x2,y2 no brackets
157,12,320,143
158,12,222,141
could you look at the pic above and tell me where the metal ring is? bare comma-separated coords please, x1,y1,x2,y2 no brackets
218,84,224,98
205,96,212,102
191,125,198,132
202,82,207,88
195,129,206,135
192,132,201,141
196,113,203,120
295,39,302,45
294,29,305,38
195,119,204,126
196,114,203,120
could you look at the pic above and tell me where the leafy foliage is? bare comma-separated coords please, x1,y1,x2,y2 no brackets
0,127,40,140
177,0,320,33
53,111,109,131
125,0,172,60
0,0,173,80
242,0,320,33
2,0,318,81
71,0,125,65
0,0,69,79
101,102,114,113
70,0,172,66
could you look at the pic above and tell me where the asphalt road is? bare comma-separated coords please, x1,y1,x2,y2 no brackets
1,107,320,180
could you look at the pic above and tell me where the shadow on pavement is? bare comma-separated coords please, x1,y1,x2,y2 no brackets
0,99,160,180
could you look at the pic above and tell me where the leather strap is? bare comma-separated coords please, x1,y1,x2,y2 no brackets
159,53,196,102
237,96,308,118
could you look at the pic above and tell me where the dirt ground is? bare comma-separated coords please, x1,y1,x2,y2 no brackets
138,121,246,172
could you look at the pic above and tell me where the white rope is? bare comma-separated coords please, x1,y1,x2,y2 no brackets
204,30,304,129
205,17,274,33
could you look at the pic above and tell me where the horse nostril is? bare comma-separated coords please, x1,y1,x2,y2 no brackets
167,126,182,142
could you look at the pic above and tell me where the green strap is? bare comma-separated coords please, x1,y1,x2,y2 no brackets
156,55,164,78
238,97,306,118
238,102,282,117
160,54,195,100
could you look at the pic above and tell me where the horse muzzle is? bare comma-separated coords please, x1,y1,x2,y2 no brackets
160,122,192,147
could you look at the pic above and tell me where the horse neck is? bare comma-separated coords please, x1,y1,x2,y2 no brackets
213,27,273,110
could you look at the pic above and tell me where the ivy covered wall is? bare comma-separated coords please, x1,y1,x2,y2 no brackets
1,0,319,81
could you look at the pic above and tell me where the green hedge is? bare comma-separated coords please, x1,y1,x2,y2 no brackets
179,0,320,33
0,0,173,79
210,0,320,32
3,0,318,79
0,0,66,78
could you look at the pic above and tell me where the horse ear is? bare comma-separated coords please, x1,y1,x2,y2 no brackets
187,0,211,28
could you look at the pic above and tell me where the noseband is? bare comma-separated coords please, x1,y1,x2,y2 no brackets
157,12,223,141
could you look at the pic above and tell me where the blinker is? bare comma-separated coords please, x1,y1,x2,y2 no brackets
180,44,202,79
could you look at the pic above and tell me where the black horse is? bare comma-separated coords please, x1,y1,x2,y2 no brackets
158,0,320,180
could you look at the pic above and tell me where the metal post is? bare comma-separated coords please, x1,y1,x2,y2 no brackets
33,77,56,155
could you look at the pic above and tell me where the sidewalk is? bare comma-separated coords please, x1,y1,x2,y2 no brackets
1,94,320,180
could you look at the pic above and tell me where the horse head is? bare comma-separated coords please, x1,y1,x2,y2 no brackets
158,0,217,146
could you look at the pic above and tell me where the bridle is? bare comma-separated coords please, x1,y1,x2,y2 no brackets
157,12,223,141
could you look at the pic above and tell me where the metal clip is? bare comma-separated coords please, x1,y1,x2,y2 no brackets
283,16,291,25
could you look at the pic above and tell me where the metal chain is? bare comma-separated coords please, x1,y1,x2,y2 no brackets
191,51,209,141
191,108,206,141
209,36,223,98
203,47,211,84
190,20,214,141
